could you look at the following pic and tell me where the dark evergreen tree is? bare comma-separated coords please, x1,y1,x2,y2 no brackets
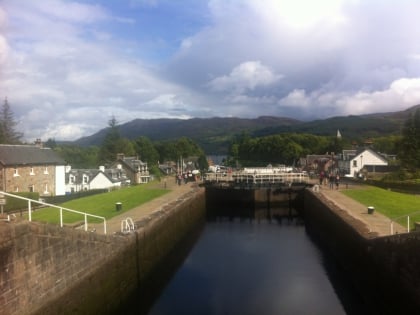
0,98,23,144
134,136,160,166
98,117,125,164
399,108,420,169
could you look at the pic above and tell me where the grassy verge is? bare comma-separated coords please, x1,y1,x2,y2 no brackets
342,186,420,227
29,181,169,224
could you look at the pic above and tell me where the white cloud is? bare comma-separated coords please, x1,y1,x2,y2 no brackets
0,7,8,65
208,61,283,93
277,77,420,119
3,0,420,142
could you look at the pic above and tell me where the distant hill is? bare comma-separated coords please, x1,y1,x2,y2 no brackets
72,105,420,154
73,116,300,153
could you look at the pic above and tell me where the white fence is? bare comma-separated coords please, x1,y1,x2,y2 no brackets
205,171,309,184
0,191,107,234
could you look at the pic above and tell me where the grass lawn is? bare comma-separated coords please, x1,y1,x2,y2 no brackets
29,181,169,225
342,185,420,226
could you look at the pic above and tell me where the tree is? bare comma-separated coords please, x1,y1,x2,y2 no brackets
134,136,160,166
0,98,23,144
399,109,420,169
54,145,100,168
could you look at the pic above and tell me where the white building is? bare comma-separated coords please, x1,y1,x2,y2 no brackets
65,166,122,194
349,148,388,177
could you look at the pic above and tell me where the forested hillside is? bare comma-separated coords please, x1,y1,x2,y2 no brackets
71,105,420,154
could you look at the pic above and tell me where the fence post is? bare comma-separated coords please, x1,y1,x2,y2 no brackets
60,208,63,227
84,213,88,232
390,221,393,235
408,216,410,233
28,200,32,222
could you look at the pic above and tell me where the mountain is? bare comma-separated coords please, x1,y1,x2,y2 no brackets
73,116,300,153
72,105,420,154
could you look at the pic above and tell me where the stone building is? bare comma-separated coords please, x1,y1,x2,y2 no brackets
0,144,66,196
109,154,150,184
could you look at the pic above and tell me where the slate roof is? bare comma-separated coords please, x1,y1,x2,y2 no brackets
0,145,66,166
66,168,125,184
117,157,147,172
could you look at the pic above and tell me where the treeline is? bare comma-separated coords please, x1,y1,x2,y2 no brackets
48,117,208,176
225,133,341,167
225,131,403,168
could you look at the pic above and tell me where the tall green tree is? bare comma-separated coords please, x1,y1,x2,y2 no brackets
155,137,208,170
399,109,420,169
0,98,23,144
134,136,160,166
54,145,100,168
98,116,135,165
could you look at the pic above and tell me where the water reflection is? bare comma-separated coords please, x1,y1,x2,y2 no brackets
140,206,372,315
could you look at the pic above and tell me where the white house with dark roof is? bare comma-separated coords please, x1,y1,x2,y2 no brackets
65,166,125,193
349,148,388,177
0,144,66,196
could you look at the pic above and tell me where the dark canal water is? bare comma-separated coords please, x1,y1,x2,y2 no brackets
119,207,376,315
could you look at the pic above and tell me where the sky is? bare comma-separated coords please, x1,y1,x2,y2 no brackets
1,0,420,142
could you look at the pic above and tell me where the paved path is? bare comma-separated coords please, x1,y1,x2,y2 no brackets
315,182,406,236
91,176,202,234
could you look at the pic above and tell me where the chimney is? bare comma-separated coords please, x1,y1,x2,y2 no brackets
35,138,43,148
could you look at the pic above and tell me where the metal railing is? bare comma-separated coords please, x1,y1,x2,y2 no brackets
0,191,107,234
390,210,420,234
121,217,135,234
205,171,309,184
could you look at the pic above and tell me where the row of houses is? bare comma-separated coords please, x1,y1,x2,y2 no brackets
300,147,395,177
0,144,151,196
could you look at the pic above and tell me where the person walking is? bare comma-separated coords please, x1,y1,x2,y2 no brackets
329,173,335,189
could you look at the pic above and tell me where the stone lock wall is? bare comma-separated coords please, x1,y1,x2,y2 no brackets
303,189,420,314
0,189,205,315
0,221,127,315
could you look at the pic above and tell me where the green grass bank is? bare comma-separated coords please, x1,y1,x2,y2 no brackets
342,185,420,227
29,181,168,224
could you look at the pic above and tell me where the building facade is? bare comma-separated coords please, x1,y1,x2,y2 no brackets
0,145,66,196
110,154,150,184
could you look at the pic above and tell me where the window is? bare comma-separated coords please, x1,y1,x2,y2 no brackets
353,160,357,167
44,166,49,174
14,186,19,192
69,175,75,184
44,183,49,194
30,167,35,175
28,185,34,192
83,175,88,184
13,168,19,177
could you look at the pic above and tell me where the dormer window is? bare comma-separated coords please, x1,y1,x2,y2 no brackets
83,175,88,184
